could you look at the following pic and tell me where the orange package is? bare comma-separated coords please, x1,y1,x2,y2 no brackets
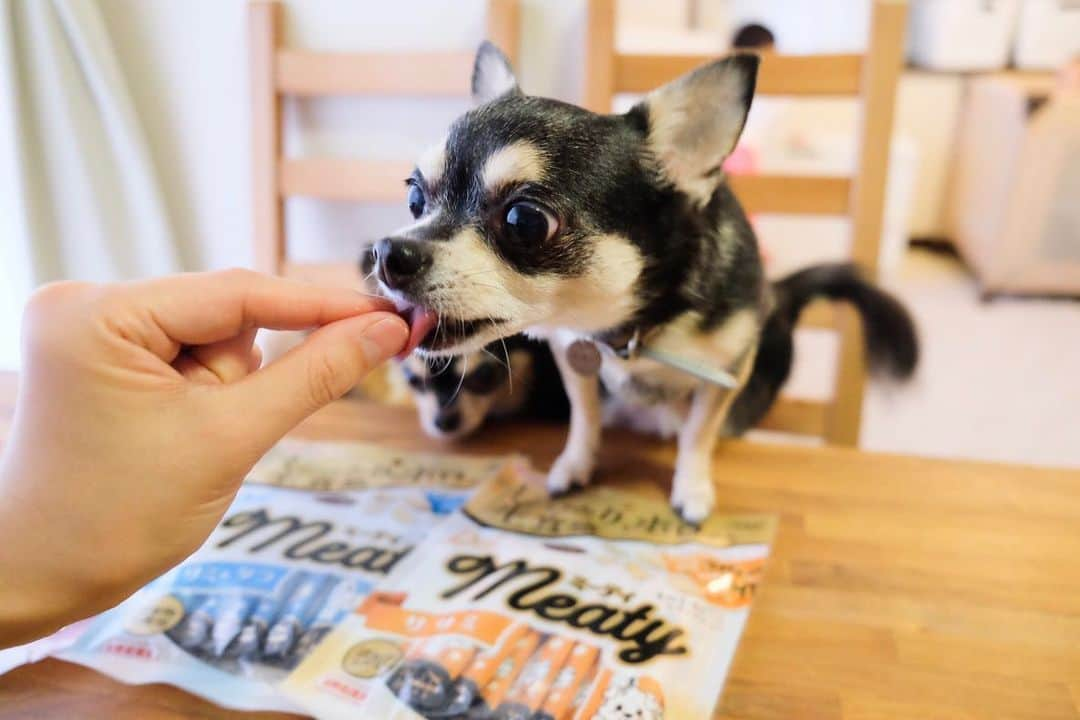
283,477,775,719
534,642,600,720
492,635,576,718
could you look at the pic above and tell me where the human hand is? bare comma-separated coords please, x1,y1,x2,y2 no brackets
0,269,407,646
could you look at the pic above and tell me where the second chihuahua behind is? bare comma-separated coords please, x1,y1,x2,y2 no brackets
399,335,570,441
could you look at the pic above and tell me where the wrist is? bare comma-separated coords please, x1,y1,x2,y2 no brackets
0,499,66,646
0,459,134,647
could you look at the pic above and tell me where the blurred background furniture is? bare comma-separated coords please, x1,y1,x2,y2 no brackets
584,0,908,447
1013,0,1080,70
906,0,1021,72
905,0,1080,72
623,0,1080,247
949,72,1080,297
248,0,519,288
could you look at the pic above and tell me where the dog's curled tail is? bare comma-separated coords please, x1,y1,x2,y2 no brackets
776,263,918,379
726,263,918,435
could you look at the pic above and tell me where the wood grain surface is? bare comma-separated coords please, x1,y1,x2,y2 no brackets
0,371,1077,719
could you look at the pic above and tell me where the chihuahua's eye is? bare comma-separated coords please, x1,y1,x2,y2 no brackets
407,183,426,219
404,372,425,391
463,363,500,395
504,201,556,244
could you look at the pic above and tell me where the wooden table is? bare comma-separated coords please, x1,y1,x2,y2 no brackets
1,371,1078,719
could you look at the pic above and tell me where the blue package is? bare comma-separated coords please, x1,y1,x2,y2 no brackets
425,490,469,515
262,573,337,660
230,569,307,661
57,479,470,712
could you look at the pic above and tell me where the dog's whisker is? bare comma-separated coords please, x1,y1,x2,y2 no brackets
432,354,454,377
447,351,469,407
495,326,513,394
429,314,444,362
456,268,501,281
480,339,513,395
428,324,454,376
462,281,503,292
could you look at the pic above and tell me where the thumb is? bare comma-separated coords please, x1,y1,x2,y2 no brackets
231,312,408,442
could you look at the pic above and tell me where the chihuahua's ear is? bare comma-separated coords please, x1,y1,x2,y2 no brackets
633,54,759,203
472,41,520,104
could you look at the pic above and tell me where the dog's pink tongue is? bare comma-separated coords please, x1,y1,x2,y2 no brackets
400,306,438,358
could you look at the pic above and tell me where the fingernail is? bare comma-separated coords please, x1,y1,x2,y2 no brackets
360,315,408,363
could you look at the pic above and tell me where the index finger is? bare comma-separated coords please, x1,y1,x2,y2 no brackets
119,269,394,348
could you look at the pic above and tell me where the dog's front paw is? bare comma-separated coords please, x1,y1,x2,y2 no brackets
547,451,595,496
671,462,716,526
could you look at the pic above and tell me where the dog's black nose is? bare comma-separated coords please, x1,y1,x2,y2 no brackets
374,237,431,291
434,410,462,433
358,245,376,277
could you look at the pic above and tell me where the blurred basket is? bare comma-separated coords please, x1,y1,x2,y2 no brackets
907,0,1019,71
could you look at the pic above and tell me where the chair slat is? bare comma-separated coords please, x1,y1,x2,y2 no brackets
729,175,851,215
800,301,836,330
249,2,285,275
758,398,829,436
276,50,475,96
486,0,521,65
827,0,908,446
280,159,852,222
615,52,863,96
280,158,412,203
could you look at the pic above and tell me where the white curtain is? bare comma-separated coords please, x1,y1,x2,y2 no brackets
0,0,180,368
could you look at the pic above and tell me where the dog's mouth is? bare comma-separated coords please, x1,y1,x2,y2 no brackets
395,303,508,357
399,305,440,357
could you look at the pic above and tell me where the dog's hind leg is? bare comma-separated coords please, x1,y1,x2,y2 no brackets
546,338,603,495
672,351,755,524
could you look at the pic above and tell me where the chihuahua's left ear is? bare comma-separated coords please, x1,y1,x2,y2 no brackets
634,54,759,203
472,41,520,104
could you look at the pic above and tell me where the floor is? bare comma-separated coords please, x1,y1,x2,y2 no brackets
835,248,1080,469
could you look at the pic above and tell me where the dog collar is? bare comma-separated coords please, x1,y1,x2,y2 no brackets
598,326,645,359
569,327,740,389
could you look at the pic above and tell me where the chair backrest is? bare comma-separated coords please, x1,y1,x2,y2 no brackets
248,0,520,288
584,0,907,446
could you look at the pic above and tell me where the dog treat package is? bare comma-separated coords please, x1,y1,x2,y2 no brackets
247,438,509,497
0,620,92,677
282,465,776,719
56,440,510,713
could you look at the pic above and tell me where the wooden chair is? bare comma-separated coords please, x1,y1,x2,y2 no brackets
584,0,907,446
248,0,520,288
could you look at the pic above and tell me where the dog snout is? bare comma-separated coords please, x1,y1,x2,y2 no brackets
433,409,462,433
374,237,432,292
359,245,376,276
